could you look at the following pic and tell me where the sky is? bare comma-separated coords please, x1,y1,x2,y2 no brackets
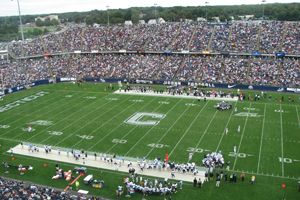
0,0,298,17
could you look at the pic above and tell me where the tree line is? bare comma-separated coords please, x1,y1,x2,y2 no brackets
0,3,299,42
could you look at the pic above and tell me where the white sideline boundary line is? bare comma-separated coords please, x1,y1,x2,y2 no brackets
295,105,300,128
169,101,209,157
257,104,266,173
9,144,205,183
280,104,285,177
114,90,239,102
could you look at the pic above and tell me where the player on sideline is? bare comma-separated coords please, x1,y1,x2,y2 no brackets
225,127,229,135
237,125,241,133
27,125,33,132
188,152,193,162
233,145,237,156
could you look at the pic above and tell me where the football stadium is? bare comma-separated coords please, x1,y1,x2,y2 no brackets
0,1,300,199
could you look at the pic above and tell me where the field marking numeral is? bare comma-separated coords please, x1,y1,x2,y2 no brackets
158,101,170,105
185,103,196,106
274,109,284,113
278,157,298,164
234,112,261,117
186,147,210,153
228,152,250,158
48,131,63,136
130,99,144,103
106,98,119,101
112,139,127,144
0,125,10,129
77,135,94,140
243,107,256,111
147,143,169,148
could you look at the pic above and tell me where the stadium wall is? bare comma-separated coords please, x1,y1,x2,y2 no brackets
3,78,299,95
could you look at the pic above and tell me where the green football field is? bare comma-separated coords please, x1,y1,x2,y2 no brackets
0,83,299,200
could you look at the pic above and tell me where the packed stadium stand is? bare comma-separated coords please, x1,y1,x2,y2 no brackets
0,21,299,90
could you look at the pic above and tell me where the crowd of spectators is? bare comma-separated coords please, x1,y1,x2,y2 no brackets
1,20,299,90
6,21,300,57
0,54,299,90
0,177,105,200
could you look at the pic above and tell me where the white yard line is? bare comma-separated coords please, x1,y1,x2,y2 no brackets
124,99,183,156
215,101,238,151
85,97,158,151
257,103,266,173
0,93,66,137
10,93,99,140
232,103,252,170
187,110,218,162
169,101,210,157
105,98,168,154
50,96,133,146
29,93,122,143
228,169,297,180
280,104,284,177
144,100,200,158
295,105,300,128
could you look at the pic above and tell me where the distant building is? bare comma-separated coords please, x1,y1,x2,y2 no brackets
148,19,157,24
138,20,146,24
124,21,133,26
238,15,255,21
35,15,59,22
197,17,206,22
157,18,165,24
184,19,193,23
148,18,165,24
211,17,220,22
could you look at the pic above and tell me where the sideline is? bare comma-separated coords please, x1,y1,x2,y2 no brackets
114,90,239,101
9,144,206,183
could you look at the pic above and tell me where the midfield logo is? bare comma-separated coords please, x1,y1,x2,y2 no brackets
124,112,166,126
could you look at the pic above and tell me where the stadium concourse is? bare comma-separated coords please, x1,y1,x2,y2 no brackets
9,144,206,184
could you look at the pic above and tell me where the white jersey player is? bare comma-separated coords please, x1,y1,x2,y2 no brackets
225,127,228,135
237,125,241,133
233,145,237,155
27,125,33,132
188,152,193,162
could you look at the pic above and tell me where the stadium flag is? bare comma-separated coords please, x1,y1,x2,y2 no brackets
165,152,169,162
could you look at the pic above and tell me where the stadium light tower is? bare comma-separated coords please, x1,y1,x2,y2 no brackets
205,1,209,22
15,0,25,41
154,3,157,19
106,5,110,26
262,0,266,20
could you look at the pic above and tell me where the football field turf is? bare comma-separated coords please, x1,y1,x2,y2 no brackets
0,83,299,199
